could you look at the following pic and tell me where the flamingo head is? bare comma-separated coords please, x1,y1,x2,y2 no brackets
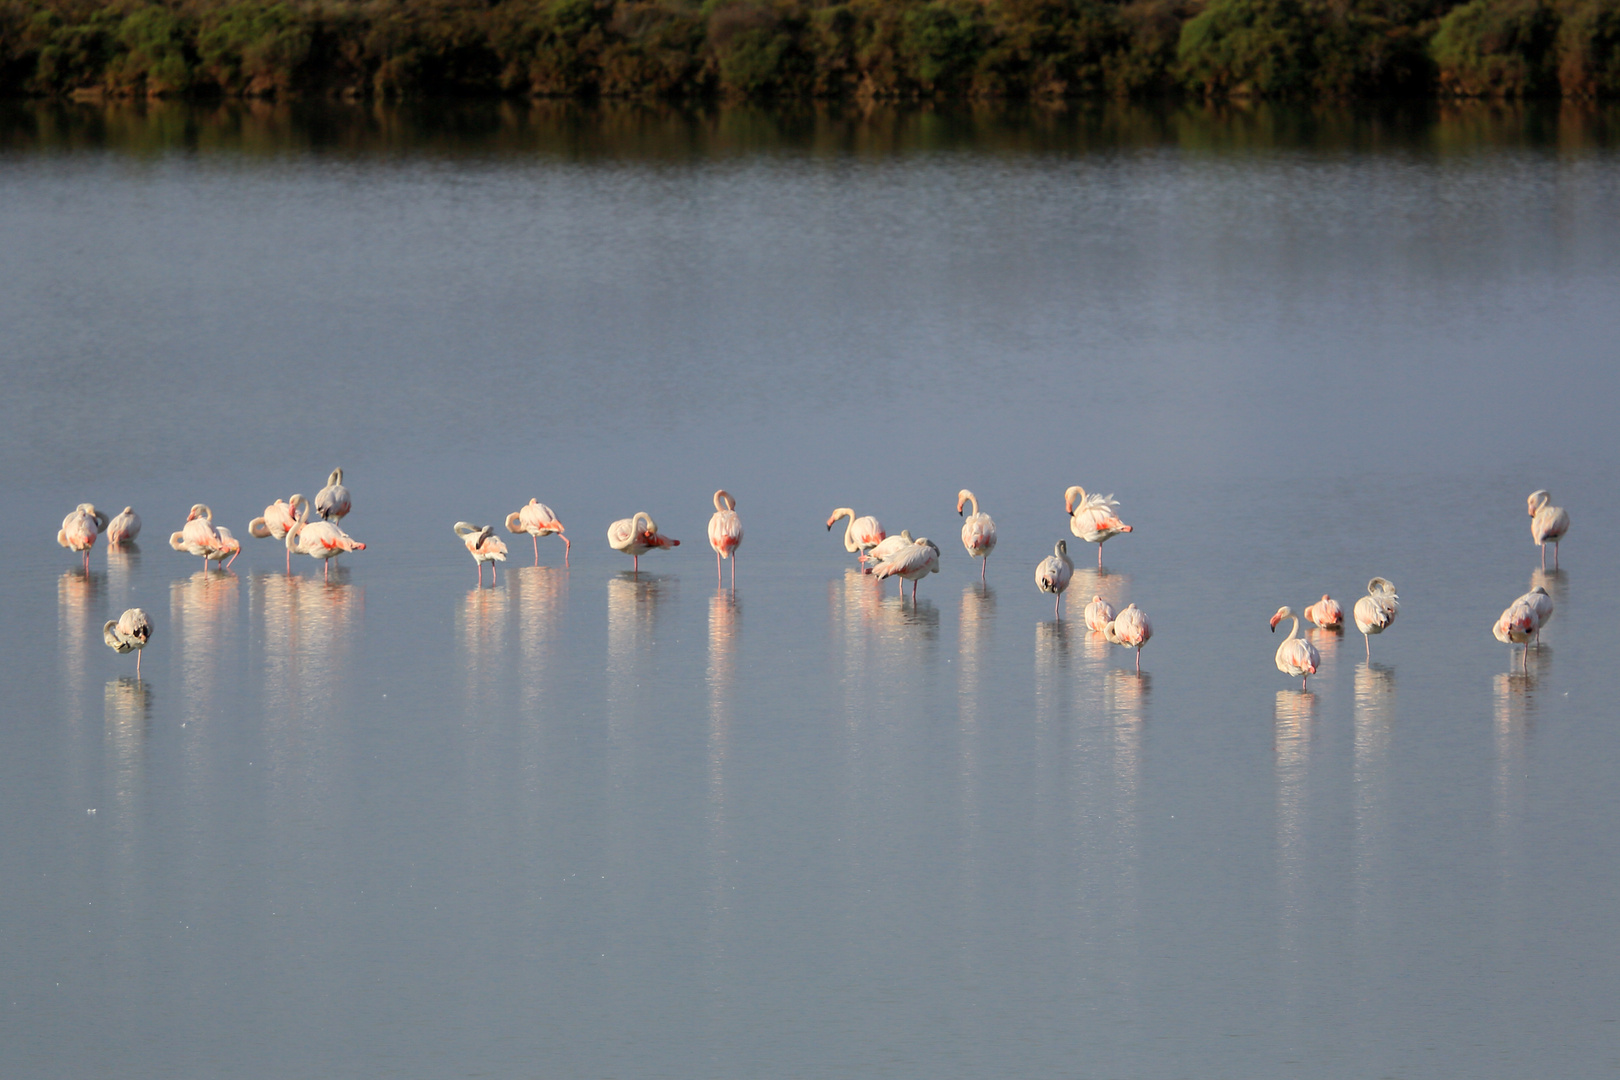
1270,606,1294,632
187,504,211,522
826,507,853,531
1527,490,1549,516
1063,486,1086,514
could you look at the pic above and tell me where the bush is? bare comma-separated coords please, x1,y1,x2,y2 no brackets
1558,0,1620,96
1431,0,1559,96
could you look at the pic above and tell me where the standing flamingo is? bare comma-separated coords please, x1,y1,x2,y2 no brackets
826,508,885,565
1064,486,1132,568
454,522,508,585
863,530,914,595
505,499,570,567
1352,577,1399,660
1270,605,1322,689
956,489,997,581
1035,540,1074,618
608,512,679,573
169,504,222,571
1517,585,1554,646
1083,594,1114,632
871,535,940,603
106,507,141,546
58,504,108,570
249,494,308,572
316,468,352,523
1527,490,1569,570
209,526,241,570
1303,594,1343,630
1104,603,1153,672
1493,596,1539,671
707,490,743,587
287,504,366,581
102,608,153,677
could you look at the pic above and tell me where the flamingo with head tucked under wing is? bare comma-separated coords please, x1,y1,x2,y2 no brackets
106,507,141,547
1352,577,1399,661
103,608,153,677
1035,540,1074,618
169,505,222,571
454,521,507,585
506,499,570,567
1083,594,1114,632
1065,485,1132,568
1104,603,1152,672
250,494,308,572
286,504,365,581
1270,605,1321,689
871,534,940,604
707,490,743,588
826,508,885,565
1303,594,1343,630
1493,596,1539,671
315,468,351,523
957,489,997,581
58,503,108,570
1527,490,1569,570
608,512,679,573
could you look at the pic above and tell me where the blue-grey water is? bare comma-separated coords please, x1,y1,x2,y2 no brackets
3,102,1619,1078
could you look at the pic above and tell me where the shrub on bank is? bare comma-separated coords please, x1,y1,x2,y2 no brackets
1431,0,1558,95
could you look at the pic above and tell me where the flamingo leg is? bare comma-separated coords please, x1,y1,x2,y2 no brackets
563,536,570,568
477,561,483,586
981,556,987,582
1554,540,1560,570
633,554,639,574
286,548,291,574
1097,545,1103,569
1364,634,1371,661
324,559,330,582
1135,649,1141,673
533,534,540,566
730,553,736,589
716,551,723,587
136,650,142,678
1541,543,1547,571
911,579,918,604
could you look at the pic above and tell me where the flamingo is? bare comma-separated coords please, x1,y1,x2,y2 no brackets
1352,577,1399,660
1517,585,1554,646
1035,540,1074,618
957,489,997,581
871,534,940,603
1527,490,1569,570
505,499,570,567
106,507,141,546
1064,486,1132,568
208,526,241,570
1493,596,1539,671
1104,603,1152,672
1270,606,1322,690
608,512,679,573
286,504,365,581
58,503,108,570
1303,594,1343,630
169,504,222,571
826,508,885,565
706,490,743,587
249,494,308,572
1083,594,1114,632
454,521,508,585
102,607,153,677
863,530,914,594
315,468,351,523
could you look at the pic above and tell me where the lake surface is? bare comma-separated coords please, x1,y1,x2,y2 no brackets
3,101,1619,1078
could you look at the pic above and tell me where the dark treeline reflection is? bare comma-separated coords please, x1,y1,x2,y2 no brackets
3,97,1620,157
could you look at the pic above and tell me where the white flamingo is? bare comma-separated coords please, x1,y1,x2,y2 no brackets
287,504,365,581
58,503,108,570
957,489,997,581
863,529,914,594
871,535,940,603
1035,540,1074,618
1064,485,1132,568
1352,577,1399,660
209,526,241,570
505,499,570,567
1493,596,1539,671
1083,594,1114,632
169,504,222,571
102,608,153,677
315,468,351,523
454,521,508,585
608,512,679,573
249,494,308,572
106,507,141,546
1527,490,1569,570
707,490,743,587
1517,585,1554,646
1104,604,1152,672
1270,605,1321,690
1303,594,1343,630
826,507,885,565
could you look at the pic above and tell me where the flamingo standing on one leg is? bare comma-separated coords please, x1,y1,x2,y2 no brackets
286,505,366,581
316,468,351,523
102,607,153,678
707,490,743,588
608,512,679,573
505,499,570,567
1035,540,1074,618
863,530,914,595
1303,594,1343,630
249,494,308,572
1270,605,1322,690
1517,585,1554,646
169,504,222,571
58,503,108,570
1493,596,1539,671
208,526,241,571
1064,485,1132,568
454,522,508,585
1104,603,1153,672
106,507,141,546
1527,490,1569,570
871,535,940,604
826,508,885,566
956,489,997,581
1083,594,1114,632
1352,577,1399,661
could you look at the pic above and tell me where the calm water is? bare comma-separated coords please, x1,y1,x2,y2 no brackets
3,102,1619,1078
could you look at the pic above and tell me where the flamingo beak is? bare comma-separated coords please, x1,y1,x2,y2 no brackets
1269,614,1282,631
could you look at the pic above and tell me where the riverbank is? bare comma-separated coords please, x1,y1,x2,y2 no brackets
3,0,1618,104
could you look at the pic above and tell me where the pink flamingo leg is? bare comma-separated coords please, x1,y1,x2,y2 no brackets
1135,648,1141,673
492,563,497,586
981,556,987,582
324,559,330,582
633,554,639,575
477,561,483,586
563,536,570,568
533,534,540,566
716,551,723,587
1364,634,1371,661
1097,545,1103,569
136,651,142,678
730,553,736,589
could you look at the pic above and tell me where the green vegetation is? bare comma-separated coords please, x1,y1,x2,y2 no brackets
2,0,1619,100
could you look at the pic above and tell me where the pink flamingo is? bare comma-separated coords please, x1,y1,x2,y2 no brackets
608,512,679,573
1352,577,1399,660
58,503,108,570
106,507,141,546
1527,490,1569,570
249,494,308,572
102,607,153,677
1104,603,1152,672
1493,596,1539,671
1271,605,1321,689
1035,540,1074,617
1519,585,1554,645
707,490,743,587
505,499,570,567
957,489,997,581
454,521,507,585
871,535,940,603
1064,485,1132,568
1083,594,1114,632
208,526,241,570
1303,595,1343,630
169,504,222,571
826,507,885,565
315,468,351,523
864,530,914,595
287,505,365,581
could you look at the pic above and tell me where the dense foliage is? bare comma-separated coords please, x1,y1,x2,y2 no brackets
2,0,1618,99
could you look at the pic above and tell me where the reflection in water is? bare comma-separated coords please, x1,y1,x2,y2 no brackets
170,571,239,726
105,544,141,601
58,569,102,722
104,677,151,818
1352,663,1394,940
1493,668,1538,956
705,590,740,978
955,585,993,957
1274,689,1316,961
513,566,567,714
